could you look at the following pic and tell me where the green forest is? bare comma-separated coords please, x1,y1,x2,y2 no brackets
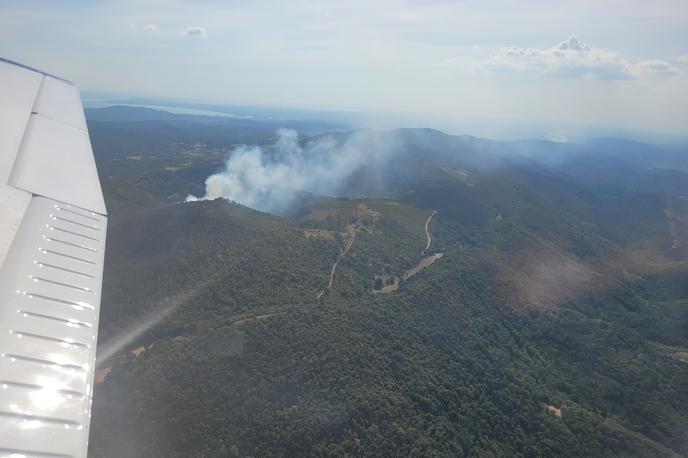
87,108,688,457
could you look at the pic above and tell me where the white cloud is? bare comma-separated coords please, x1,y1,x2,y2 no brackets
184,26,207,37
5,1,685,136
484,37,677,80
554,36,590,52
487,37,629,79
143,24,159,32
678,54,688,64
629,60,679,77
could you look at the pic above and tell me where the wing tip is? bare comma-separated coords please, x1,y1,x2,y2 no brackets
0,56,73,85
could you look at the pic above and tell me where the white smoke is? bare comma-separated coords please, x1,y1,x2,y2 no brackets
187,128,396,213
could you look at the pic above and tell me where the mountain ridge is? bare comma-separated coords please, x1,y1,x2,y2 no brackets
87,113,688,457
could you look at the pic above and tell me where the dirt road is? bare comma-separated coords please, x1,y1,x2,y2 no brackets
317,227,358,300
373,210,443,295
403,252,444,281
421,210,437,254
373,252,444,295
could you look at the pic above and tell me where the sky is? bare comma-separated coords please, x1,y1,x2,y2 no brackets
1,0,687,137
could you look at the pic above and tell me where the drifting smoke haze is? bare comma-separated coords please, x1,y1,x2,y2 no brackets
187,128,399,213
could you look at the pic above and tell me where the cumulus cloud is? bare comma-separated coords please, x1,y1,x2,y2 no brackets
629,60,679,77
678,54,688,64
488,37,627,79
143,24,159,32
485,36,677,80
554,36,590,52
185,26,207,37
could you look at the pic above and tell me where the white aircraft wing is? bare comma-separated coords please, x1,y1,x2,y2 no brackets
0,57,107,458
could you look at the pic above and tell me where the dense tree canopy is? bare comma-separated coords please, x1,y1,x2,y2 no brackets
88,111,688,457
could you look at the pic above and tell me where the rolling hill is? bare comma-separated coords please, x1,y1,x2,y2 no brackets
87,107,688,457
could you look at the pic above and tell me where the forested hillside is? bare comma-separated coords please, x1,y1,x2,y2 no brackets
87,108,688,457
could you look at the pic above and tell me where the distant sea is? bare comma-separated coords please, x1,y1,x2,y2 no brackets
83,101,248,119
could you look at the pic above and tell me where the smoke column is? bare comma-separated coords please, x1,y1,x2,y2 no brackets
187,128,397,213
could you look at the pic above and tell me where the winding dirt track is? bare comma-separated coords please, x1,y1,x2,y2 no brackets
371,209,442,295
317,227,357,300
319,208,439,299
421,210,437,255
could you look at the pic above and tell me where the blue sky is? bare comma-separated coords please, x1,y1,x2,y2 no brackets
1,0,687,136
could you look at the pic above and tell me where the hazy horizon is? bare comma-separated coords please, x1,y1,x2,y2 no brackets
2,0,687,137
83,94,688,146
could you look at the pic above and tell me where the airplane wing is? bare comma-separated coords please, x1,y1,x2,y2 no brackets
0,57,107,458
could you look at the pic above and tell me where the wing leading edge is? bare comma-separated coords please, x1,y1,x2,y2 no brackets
0,58,106,458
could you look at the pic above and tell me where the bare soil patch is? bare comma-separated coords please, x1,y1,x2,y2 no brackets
303,229,335,239
546,405,562,417
95,366,112,384
670,352,688,363
403,253,444,281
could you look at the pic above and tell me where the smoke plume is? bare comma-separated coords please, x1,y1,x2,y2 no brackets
186,128,397,213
